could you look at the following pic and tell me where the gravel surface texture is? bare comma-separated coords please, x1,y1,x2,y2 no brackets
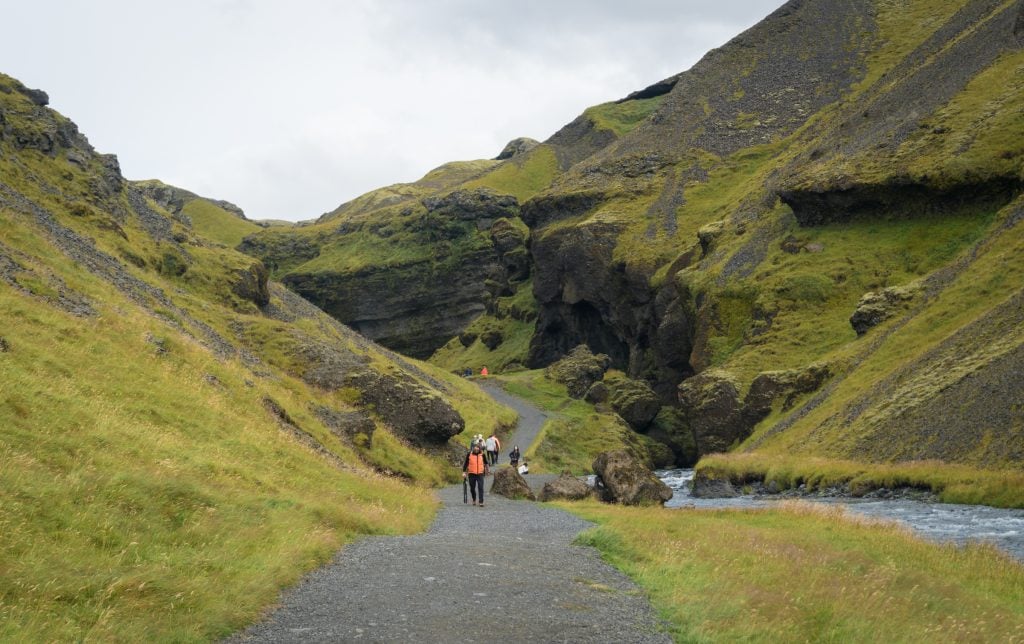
228,384,671,643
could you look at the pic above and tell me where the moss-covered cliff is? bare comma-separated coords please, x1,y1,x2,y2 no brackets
236,0,1023,474
519,0,1024,469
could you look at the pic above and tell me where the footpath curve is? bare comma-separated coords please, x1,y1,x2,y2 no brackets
228,382,671,643
477,379,549,460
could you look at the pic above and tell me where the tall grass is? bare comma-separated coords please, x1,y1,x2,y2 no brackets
566,501,1024,642
0,216,441,640
697,453,1024,508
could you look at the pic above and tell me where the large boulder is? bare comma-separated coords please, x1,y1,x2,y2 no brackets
421,188,519,222
849,283,920,335
345,369,464,446
230,260,270,307
490,466,536,500
606,376,661,431
539,472,593,502
545,345,612,398
678,370,746,454
592,450,672,506
742,363,831,426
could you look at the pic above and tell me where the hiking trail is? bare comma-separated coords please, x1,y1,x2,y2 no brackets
228,380,671,643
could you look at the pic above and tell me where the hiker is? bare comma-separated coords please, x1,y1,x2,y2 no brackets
485,433,501,466
463,443,489,506
480,366,489,377
471,433,484,450
509,445,521,468
518,459,529,475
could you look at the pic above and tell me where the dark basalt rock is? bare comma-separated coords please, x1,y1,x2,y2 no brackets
520,190,605,229
545,345,611,399
490,466,535,500
17,86,48,106
422,188,518,222
678,371,746,455
480,328,503,350
313,405,376,447
539,472,593,502
592,450,672,506
345,369,464,446
780,178,1024,227
690,477,739,499
606,376,661,432
850,284,920,335
742,363,831,426
584,381,609,404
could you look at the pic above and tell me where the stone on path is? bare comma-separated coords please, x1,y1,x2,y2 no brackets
491,466,536,500
540,471,594,502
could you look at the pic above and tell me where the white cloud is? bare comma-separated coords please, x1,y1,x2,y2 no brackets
1,0,785,220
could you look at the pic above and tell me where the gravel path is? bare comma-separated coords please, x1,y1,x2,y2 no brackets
227,384,671,643
477,379,549,459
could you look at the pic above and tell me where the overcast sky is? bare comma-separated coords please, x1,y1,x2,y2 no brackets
2,1,785,221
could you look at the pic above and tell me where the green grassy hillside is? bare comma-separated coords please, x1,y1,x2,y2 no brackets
0,71,513,639
510,0,1024,499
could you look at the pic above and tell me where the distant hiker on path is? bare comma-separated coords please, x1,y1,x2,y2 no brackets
480,366,489,377
463,443,489,506
486,433,501,466
518,459,529,475
509,445,521,468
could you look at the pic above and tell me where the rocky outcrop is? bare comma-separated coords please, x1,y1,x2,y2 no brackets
592,450,672,506
539,472,593,502
495,137,540,161
283,247,504,358
490,466,535,500
678,371,746,455
422,188,518,223
679,364,831,456
545,345,611,398
312,405,376,447
780,179,1023,228
134,180,248,221
230,261,270,307
345,369,464,446
606,376,661,431
255,188,529,359
742,363,831,426
850,284,920,335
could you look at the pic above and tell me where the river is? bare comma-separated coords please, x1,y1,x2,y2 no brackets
657,469,1024,562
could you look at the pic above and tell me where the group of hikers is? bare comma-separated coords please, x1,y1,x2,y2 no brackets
461,366,490,378
461,432,528,506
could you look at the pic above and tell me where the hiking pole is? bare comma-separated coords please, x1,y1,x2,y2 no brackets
463,476,468,504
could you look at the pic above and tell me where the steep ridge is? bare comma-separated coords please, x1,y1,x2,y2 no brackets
518,0,1024,468
237,0,1023,474
0,71,514,640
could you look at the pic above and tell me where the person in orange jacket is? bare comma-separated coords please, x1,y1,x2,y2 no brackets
462,442,489,506
480,366,489,377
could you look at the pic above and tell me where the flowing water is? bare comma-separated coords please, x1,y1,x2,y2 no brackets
658,469,1024,562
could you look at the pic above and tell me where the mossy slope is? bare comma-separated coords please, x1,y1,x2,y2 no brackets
0,72,512,640
513,0,1024,484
